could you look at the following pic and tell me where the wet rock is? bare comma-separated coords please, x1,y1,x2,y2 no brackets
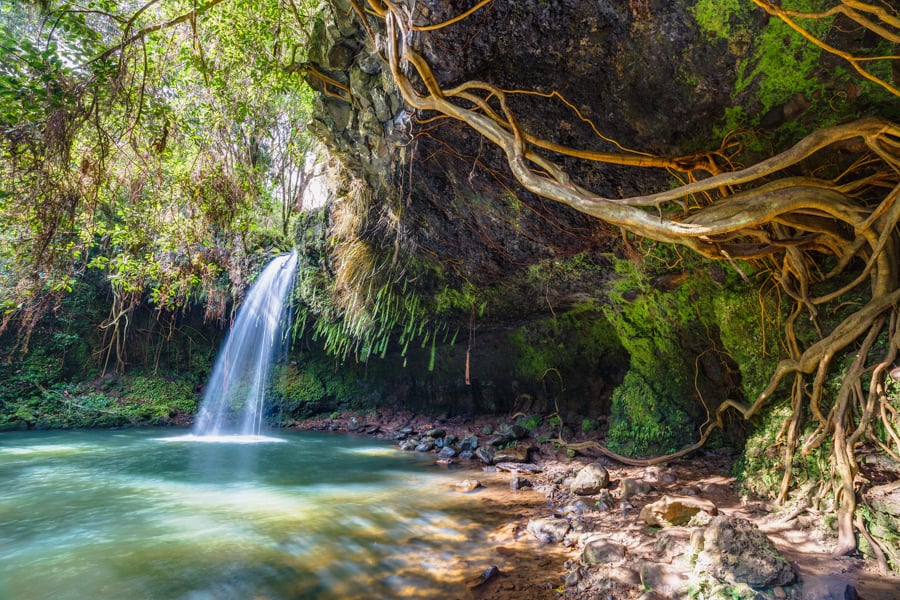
527,517,571,544
399,440,416,451
510,476,532,490
506,424,527,439
495,462,541,473
695,515,795,588
456,479,483,492
398,426,414,435
570,463,610,495
621,477,653,498
438,446,456,459
800,575,857,600
459,435,478,452
347,416,361,431
493,445,529,463
581,536,626,564
415,441,435,453
466,565,500,590
458,450,475,461
640,495,718,527
424,428,445,438
475,446,496,465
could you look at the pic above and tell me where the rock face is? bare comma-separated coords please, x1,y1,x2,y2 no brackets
639,495,718,527
298,0,754,422
570,463,610,495
694,516,795,589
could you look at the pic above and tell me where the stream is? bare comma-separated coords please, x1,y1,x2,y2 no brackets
0,429,497,599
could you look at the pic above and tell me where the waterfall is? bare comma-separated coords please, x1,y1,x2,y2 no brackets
193,251,298,438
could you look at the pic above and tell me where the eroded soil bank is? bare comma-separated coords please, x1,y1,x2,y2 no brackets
295,409,900,600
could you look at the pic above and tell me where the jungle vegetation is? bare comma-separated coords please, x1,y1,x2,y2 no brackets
0,0,898,570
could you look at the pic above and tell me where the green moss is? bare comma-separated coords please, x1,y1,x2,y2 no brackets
507,304,625,383
607,371,692,456
691,0,754,41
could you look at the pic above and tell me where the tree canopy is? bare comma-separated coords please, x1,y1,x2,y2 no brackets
0,0,318,359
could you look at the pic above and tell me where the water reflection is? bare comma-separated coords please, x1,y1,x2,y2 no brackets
0,429,502,600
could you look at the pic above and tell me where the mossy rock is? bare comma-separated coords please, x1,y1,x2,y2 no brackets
606,370,693,457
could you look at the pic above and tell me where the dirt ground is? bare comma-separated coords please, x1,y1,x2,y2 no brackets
294,410,900,599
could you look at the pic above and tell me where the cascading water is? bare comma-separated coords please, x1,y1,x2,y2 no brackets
192,251,298,438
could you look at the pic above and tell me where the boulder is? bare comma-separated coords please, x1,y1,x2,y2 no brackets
466,565,500,590
510,476,533,490
570,463,610,495
415,441,435,453
459,435,479,452
438,446,457,459
581,536,626,564
621,477,653,498
495,462,541,473
527,517,571,543
475,446,495,465
493,444,529,463
640,495,717,527
695,515,795,588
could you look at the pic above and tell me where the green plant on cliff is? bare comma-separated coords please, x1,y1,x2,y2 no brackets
607,367,692,457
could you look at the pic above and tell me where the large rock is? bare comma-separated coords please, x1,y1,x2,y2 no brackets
639,495,717,527
580,535,626,564
493,444,529,463
475,446,495,465
570,463,610,495
640,562,688,595
527,517,571,543
621,477,653,498
695,516,795,588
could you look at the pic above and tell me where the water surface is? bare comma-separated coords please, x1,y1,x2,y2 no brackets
0,429,494,599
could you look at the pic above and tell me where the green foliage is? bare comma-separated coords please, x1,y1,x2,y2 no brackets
693,0,895,143
600,244,777,457
0,0,319,345
517,414,543,432
581,418,599,433
0,368,199,430
606,371,692,457
691,0,753,41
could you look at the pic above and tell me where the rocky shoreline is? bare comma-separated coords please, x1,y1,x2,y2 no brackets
293,409,899,599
